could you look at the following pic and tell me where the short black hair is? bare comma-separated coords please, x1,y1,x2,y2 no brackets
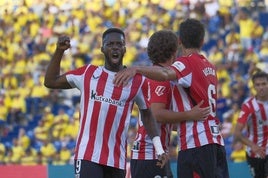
252,71,268,83
179,18,205,49
102,27,125,40
147,30,178,64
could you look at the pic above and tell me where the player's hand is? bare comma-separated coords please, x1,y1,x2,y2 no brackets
114,67,137,86
251,144,266,159
191,100,211,121
56,36,71,51
156,153,169,168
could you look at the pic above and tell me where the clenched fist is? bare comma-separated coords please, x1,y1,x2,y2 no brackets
56,36,71,51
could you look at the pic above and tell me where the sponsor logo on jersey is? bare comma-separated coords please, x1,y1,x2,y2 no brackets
91,90,124,106
172,61,185,72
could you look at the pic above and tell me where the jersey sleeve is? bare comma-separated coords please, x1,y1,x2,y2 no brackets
134,77,150,110
237,103,251,124
65,65,89,89
170,58,191,88
170,55,218,110
149,79,171,105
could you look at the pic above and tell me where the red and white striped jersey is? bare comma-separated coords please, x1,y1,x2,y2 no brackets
65,65,149,170
237,97,268,157
131,79,173,160
170,53,224,150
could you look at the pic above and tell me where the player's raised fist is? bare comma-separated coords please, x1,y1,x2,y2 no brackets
56,36,71,51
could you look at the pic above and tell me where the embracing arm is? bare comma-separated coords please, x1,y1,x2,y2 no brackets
44,36,72,89
114,66,177,86
136,66,177,81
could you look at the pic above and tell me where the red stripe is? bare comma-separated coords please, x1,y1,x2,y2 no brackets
204,120,213,144
193,121,200,147
249,101,257,157
114,75,143,168
134,91,151,159
85,70,107,160
262,126,268,148
259,103,267,121
138,127,147,160
180,123,187,150
259,103,268,148
215,118,222,144
75,65,97,160
99,77,123,165
136,126,158,159
66,65,88,75
173,88,187,149
193,171,201,178
115,103,130,169
161,124,167,150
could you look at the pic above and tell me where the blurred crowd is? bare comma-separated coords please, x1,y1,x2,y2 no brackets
0,0,268,165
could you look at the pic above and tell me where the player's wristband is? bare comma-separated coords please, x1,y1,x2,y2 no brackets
152,136,165,156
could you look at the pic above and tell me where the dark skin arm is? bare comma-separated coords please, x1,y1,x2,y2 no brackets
139,108,168,168
44,36,72,89
140,109,159,138
234,122,266,158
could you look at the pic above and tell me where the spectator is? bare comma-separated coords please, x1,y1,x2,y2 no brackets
10,138,24,164
39,139,57,164
18,128,31,151
230,140,246,163
20,147,38,165
34,120,49,143
234,7,255,51
0,142,6,165
0,0,267,172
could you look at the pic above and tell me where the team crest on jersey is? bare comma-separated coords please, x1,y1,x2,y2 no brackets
172,61,185,72
155,86,166,96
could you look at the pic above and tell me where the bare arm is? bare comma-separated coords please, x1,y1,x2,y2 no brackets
140,108,160,139
234,122,266,158
151,100,210,124
114,66,177,86
140,108,168,168
44,36,72,89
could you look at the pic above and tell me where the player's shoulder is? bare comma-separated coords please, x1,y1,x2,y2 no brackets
243,96,254,104
240,97,255,110
148,78,171,87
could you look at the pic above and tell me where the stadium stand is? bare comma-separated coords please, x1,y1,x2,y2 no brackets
0,1,268,177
